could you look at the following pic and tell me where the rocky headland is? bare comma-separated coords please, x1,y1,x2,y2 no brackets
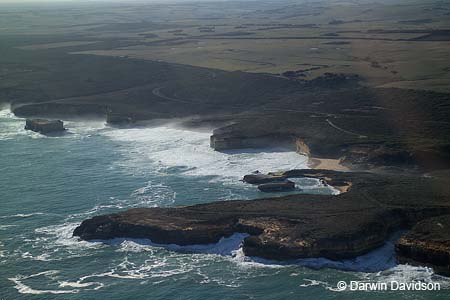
396,214,450,276
74,169,450,273
209,117,450,173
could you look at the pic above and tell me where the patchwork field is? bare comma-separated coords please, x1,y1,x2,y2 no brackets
2,0,448,92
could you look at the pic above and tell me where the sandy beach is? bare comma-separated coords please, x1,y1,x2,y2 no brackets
308,157,350,172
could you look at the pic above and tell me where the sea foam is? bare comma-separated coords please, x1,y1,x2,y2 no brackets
0,108,106,140
101,125,308,180
9,270,104,295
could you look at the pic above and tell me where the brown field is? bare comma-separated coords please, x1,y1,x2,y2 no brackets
1,0,449,92
74,38,450,91
18,41,100,50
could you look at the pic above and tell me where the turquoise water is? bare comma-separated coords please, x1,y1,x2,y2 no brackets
1,109,449,299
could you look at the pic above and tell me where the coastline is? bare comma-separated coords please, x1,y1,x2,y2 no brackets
73,169,450,269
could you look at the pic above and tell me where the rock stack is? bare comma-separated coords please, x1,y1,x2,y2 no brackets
396,215,450,276
243,172,296,192
25,119,65,134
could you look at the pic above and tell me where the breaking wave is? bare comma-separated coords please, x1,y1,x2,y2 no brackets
100,125,308,180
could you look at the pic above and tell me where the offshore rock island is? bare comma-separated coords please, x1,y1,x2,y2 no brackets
24,119,65,134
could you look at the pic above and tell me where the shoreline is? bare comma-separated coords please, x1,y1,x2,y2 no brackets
73,169,450,273
308,157,350,172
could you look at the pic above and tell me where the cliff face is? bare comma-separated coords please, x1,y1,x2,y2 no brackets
210,125,450,172
396,215,450,276
73,206,402,260
73,207,237,245
210,134,292,151
74,170,450,264
25,119,65,134
206,102,450,172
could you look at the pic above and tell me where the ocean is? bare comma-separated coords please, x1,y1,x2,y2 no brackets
1,109,448,299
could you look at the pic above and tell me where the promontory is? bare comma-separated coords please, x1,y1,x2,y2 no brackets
74,169,450,274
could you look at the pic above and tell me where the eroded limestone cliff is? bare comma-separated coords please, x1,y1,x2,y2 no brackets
74,170,450,268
